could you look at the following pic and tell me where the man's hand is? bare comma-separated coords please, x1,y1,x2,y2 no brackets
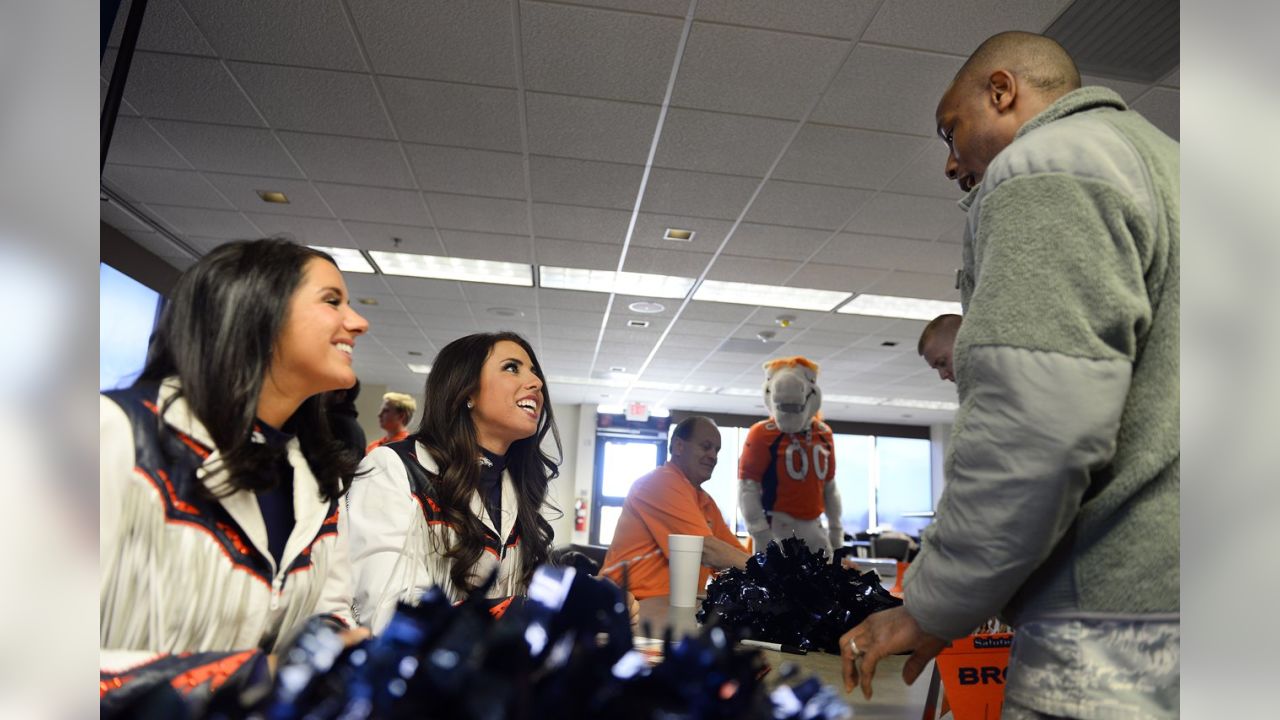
839,606,947,700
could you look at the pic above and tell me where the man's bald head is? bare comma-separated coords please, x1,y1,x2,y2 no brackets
953,31,1080,98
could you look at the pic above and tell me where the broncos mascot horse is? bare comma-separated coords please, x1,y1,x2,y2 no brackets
738,356,844,560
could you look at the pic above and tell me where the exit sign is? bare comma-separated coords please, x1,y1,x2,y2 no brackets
625,402,649,422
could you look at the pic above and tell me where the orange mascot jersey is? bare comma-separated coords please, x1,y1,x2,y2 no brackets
739,419,835,521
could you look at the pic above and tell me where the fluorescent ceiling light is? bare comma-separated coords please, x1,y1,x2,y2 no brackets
309,245,375,274
884,398,959,411
825,394,890,406
539,266,693,299
719,387,760,397
371,251,532,286
694,280,852,312
664,228,694,242
407,363,432,374
837,293,962,321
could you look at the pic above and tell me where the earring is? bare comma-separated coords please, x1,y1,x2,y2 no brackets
466,400,474,409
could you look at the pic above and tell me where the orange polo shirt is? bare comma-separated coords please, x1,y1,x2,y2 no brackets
365,430,409,454
601,462,745,600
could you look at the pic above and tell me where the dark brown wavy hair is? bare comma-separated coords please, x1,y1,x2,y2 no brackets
412,331,562,595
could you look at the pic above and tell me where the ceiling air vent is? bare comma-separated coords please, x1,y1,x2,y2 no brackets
1044,0,1178,83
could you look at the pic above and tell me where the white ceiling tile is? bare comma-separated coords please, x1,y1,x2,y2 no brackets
818,233,933,270
861,0,1073,55
1080,74,1150,103
536,0,688,16
244,214,352,246
905,241,963,276
540,324,600,342
526,92,660,165
229,62,394,138
146,205,258,238
845,192,964,241
641,169,759,219
936,217,965,244
521,3,684,103
1130,88,1179,140
706,254,801,284
384,276,467,300
695,0,880,39
745,180,873,230
344,221,444,255
101,203,153,234
104,117,190,169
660,333,723,351
418,193,527,236
532,203,630,243
150,120,302,177
622,246,712,277
101,74,138,116
886,144,964,199
788,262,885,292
462,285,541,308
673,23,850,119
381,77,521,151
350,0,515,86
655,108,794,177
279,132,415,188
1160,68,1178,88
314,182,431,225
204,174,333,217
532,238,620,270
537,288,609,312
726,223,832,261
121,52,264,126
530,156,643,210
864,270,957,300
183,0,364,70
811,45,963,137
440,229,534,264
105,0,216,55
629,213,734,251
103,165,231,209
406,144,526,199
679,302,756,323
774,125,928,189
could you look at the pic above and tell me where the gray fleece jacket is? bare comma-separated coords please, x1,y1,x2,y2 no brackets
904,87,1179,639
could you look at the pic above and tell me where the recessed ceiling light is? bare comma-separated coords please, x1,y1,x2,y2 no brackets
628,300,666,314
487,307,525,318
357,297,379,306
257,190,289,204
693,280,852,312
370,251,532,286
308,245,376,274
837,293,962,321
664,228,695,242
407,363,432,374
609,366,627,373
627,319,650,328
539,266,693,299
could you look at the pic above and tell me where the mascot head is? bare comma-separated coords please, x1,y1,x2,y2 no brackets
762,356,822,434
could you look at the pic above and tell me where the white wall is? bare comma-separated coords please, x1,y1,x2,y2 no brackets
543,403,581,545
355,381,389,444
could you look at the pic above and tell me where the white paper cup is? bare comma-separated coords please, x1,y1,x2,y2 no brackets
668,533,704,608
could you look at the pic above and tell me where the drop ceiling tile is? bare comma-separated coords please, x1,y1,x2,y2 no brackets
705,255,802,284
680,302,756,323
105,0,216,55
344,221,444,255
381,77,521,151
533,238,620,270
183,0,364,70
673,23,850,119
205,174,333,217
146,205,258,238
641,169,759,220
439,229,534,264
229,62,394,138
101,202,153,234
1130,87,1179,140
279,132,414,188
462,285,541,308
846,192,963,241
861,0,1073,55
530,156,644,210
660,333,723,351
1160,68,1179,87
811,45,963,137
774,125,927,189
104,118,190,169
886,144,963,199
1080,73,1150,103
629,213,734,251
406,144,526,198
788,262,885,292
526,93,659,165
727,223,832,261
745,181,873,230
695,0,879,39
622,246,712,277
532,203,631,243
654,108,793,177
149,120,301,177
864,270,958,300
384,275,467,300
936,217,965,244
121,52,264,126
521,2,684,103
817,233,932,270
244,214,352,246
103,165,231,209
349,0,515,85
537,288,609,312
426,193,530,235
310,182,429,225
905,241,963,276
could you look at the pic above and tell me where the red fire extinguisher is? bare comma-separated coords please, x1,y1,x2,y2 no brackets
574,496,588,532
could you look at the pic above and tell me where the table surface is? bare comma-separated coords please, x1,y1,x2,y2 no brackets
636,596,936,720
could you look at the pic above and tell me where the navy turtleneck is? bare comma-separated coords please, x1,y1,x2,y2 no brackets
477,447,506,532
253,419,295,567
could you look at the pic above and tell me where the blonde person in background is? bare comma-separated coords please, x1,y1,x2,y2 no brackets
366,391,416,453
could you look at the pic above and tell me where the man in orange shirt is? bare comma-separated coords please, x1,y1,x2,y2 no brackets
365,391,415,453
601,416,750,600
